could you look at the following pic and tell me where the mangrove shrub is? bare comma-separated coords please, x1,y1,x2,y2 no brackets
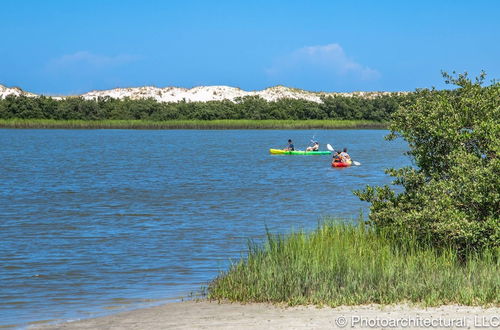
0,93,405,121
355,72,500,251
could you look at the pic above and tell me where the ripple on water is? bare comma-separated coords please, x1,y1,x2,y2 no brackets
0,129,409,327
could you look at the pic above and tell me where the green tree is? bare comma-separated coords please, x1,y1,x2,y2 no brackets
355,72,500,251
0,90,412,121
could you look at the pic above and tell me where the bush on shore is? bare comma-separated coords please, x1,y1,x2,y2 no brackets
355,72,499,252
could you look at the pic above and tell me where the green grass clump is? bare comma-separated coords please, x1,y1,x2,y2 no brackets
0,119,386,129
208,222,499,306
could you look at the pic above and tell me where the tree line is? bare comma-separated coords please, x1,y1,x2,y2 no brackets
0,93,411,121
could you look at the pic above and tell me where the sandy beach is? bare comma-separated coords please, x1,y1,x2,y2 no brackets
33,300,500,330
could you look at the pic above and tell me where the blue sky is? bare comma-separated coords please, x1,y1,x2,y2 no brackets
1,0,499,94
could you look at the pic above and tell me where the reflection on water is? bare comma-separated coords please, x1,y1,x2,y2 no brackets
0,129,409,327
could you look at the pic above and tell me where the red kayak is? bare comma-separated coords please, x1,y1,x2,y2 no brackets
332,160,352,167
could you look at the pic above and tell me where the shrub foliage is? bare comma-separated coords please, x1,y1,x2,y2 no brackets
355,72,499,251
0,93,408,122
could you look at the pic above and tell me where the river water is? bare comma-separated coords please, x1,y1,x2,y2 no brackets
0,129,409,328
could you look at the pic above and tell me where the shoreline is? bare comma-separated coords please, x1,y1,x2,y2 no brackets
32,300,500,329
0,119,387,130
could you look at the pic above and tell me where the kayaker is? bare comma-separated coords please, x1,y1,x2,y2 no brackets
340,148,351,161
332,150,343,163
284,139,295,151
306,141,319,152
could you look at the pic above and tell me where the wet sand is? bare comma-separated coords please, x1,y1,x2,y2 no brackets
33,300,500,329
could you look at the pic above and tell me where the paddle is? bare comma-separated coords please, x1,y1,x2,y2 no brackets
327,144,361,166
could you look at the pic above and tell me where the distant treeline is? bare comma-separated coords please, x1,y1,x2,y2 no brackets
0,94,411,121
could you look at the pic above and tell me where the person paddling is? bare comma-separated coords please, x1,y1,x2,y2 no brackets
306,141,319,152
332,150,343,163
340,148,351,161
328,144,360,166
284,139,295,151
306,141,319,151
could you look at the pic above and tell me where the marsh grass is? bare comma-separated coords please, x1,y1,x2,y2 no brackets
208,222,499,306
0,119,386,129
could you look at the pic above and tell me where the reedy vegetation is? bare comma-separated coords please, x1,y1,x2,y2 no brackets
208,222,499,306
0,119,384,129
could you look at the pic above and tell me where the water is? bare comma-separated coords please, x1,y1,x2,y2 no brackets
0,129,409,328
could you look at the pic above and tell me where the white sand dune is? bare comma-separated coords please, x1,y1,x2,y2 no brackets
0,85,37,99
0,84,402,103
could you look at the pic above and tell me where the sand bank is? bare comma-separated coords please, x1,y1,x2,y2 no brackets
33,301,499,329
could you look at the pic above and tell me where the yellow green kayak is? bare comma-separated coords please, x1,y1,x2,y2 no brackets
269,149,331,155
